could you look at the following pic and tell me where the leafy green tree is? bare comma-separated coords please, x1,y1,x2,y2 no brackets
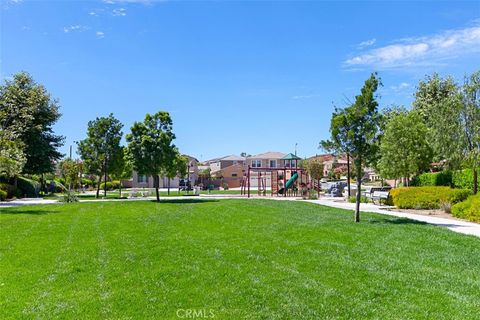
377,109,432,185
0,135,26,180
59,159,80,191
324,73,382,222
77,114,123,198
0,72,64,179
460,70,480,194
304,159,324,197
198,168,211,188
126,111,177,202
412,73,462,166
110,146,133,198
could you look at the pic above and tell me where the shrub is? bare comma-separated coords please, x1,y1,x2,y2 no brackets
0,190,7,201
58,192,79,203
451,194,480,222
0,182,17,198
99,181,114,191
411,171,452,187
81,178,94,187
452,169,477,191
17,177,41,197
390,186,472,210
111,180,121,189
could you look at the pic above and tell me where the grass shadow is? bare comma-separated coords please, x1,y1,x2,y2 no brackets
0,208,58,215
368,217,428,226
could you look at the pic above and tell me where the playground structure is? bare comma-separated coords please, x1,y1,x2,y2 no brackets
240,153,316,198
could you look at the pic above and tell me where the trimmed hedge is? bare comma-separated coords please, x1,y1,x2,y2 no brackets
411,169,479,192
452,194,480,222
99,181,121,191
0,190,7,201
411,171,452,187
390,186,472,209
17,177,41,198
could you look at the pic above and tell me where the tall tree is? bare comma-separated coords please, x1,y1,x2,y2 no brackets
460,70,480,194
304,159,324,197
126,111,177,202
377,108,432,185
412,73,462,166
110,146,133,198
0,72,64,179
77,114,123,198
325,73,382,222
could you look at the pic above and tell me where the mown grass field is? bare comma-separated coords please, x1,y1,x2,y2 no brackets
1,199,479,319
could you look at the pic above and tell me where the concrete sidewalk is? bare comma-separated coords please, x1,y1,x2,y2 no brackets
305,198,480,238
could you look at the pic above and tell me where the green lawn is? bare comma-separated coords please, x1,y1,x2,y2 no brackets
1,200,479,319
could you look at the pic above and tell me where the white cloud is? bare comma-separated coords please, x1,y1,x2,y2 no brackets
358,38,376,48
89,11,97,16
63,25,88,33
390,82,410,92
345,23,480,69
112,8,127,16
96,31,105,39
292,94,321,100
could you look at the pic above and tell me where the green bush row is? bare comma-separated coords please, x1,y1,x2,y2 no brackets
452,194,480,222
411,169,478,191
389,186,472,209
99,180,122,191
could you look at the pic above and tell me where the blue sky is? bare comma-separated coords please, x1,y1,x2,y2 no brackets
2,0,479,161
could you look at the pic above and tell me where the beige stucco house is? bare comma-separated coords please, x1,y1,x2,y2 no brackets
130,155,199,189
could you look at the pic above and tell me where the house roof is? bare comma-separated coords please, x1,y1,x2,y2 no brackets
281,153,301,160
250,151,286,159
221,155,245,161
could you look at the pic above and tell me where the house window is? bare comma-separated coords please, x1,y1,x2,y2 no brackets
269,160,277,168
252,160,262,168
137,175,148,183
232,173,238,177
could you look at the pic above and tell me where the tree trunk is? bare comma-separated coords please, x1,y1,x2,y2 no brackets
96,176,101,199
119,182,122,198
354,160,362,223
474,168,478,195
317,178,320,198
347,153,351,197
103,160,108,198
155,175,160,202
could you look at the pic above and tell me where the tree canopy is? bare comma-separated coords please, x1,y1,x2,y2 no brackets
77,113,123,198
0,72,64,175
377,108,432,184
126,111,178,202
325,73,382,222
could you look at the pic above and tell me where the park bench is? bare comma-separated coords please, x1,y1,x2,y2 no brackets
365,187,391,205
